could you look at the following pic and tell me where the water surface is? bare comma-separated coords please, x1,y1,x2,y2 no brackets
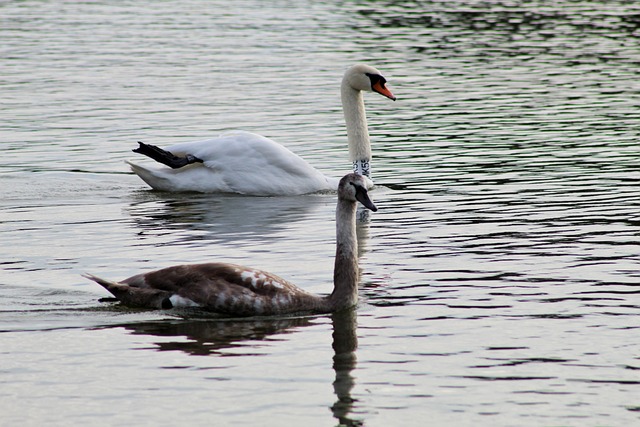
1,1,639,426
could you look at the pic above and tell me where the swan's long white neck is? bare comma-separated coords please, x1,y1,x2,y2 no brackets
328,199,359,310
341,81,371,177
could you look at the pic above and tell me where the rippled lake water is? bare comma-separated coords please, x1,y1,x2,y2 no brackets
1,1,639,425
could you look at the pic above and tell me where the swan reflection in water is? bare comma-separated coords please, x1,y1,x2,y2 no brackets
126,184,380,248
330,309,361,427
103,310,362,425
125,190,325,245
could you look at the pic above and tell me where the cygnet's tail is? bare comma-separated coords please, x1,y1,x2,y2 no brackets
83,273,172,309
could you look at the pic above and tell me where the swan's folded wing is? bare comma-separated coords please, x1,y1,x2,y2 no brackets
161,132,334,195
125,263,316,315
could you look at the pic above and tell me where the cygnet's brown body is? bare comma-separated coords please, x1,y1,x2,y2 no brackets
84,173,377,316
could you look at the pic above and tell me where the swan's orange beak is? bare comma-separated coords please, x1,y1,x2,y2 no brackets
372,81,396,101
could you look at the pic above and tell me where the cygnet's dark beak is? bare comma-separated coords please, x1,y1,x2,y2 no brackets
355,185,377,212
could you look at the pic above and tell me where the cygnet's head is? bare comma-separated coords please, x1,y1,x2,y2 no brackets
338,173,378,212
343,64,396,101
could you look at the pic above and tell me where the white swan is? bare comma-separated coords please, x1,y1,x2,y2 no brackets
84,173,376,316
128,64,395,195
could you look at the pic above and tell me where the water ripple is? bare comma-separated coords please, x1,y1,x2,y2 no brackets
2,1,640,425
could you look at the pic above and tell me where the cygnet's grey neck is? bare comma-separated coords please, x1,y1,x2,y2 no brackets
341,82,371,177
327,198,359,311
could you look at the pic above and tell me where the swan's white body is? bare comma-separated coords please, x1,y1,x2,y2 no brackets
129,131,339,195
128,64,395,195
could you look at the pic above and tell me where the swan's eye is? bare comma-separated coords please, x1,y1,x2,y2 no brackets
365,72,387,85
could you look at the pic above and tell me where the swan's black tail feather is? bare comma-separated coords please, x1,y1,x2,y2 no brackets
133,142,203,169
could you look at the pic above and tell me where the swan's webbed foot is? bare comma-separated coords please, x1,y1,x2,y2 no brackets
133,142,204,169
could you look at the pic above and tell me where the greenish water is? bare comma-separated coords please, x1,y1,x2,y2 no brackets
1,1,639,426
